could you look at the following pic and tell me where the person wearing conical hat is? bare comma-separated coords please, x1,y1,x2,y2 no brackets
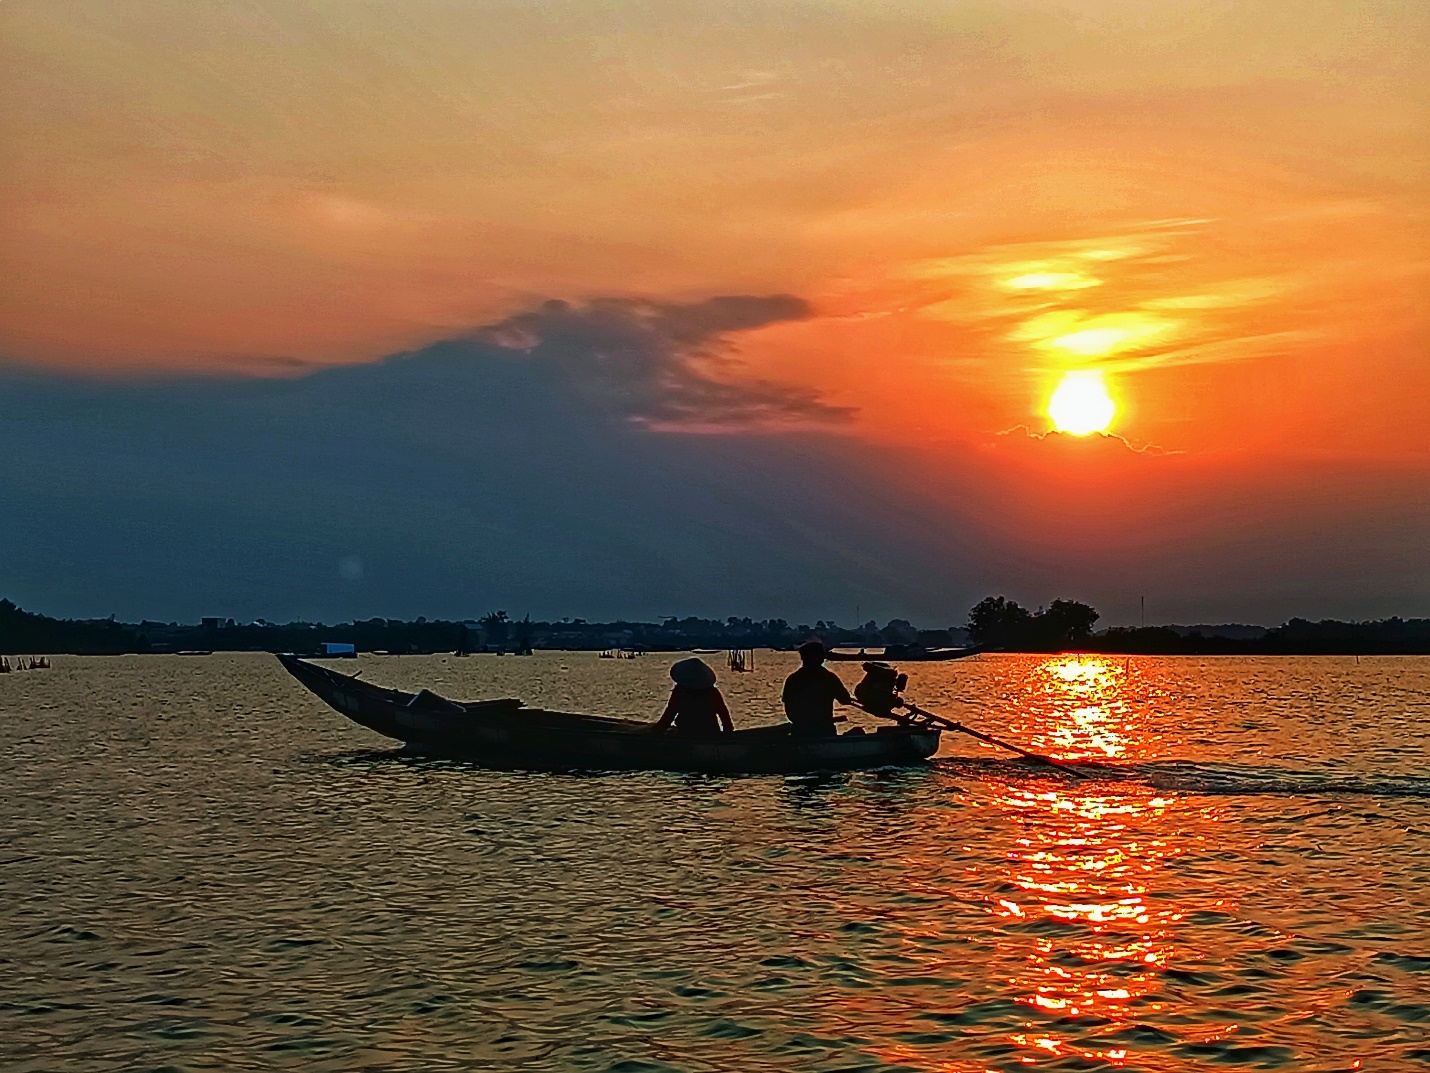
651,657,734,736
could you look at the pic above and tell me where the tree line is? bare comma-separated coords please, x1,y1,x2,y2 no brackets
963,595,1430,654
4,596,1430,656
965,596,1101,650
0,599,962,655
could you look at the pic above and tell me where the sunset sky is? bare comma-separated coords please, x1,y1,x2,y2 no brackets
2,1,1427,624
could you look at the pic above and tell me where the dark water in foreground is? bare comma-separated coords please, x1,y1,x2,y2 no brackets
2,653,1428,1072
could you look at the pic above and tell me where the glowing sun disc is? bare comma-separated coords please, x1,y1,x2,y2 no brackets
1048,371,1116,435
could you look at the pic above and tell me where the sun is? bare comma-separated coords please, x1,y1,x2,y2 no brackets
1048,370,1116,435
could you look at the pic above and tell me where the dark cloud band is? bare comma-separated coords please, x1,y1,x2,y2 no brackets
469,294,851,429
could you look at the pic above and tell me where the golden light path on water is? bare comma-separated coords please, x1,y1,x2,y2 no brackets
871,657,1237,1070
987,658,1203,1067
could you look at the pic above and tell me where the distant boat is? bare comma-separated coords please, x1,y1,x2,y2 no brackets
824,644,984,662
277,654,939,774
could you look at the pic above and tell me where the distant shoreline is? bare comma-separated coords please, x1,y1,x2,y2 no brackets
4,598,1429,658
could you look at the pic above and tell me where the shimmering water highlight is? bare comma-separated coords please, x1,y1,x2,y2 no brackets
2,653,1428,1071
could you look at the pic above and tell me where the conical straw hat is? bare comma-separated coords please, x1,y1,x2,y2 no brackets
670,657,717,689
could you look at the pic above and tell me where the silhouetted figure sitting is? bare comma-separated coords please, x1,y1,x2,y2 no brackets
782,641,852,737
653,658,735,736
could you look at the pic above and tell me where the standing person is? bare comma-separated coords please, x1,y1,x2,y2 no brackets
652,657,735,736
782,641,852,736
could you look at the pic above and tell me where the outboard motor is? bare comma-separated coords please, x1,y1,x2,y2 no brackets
854,661,908,717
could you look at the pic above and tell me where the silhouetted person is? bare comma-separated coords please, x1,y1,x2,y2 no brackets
782,641,852,736
653,657,735,736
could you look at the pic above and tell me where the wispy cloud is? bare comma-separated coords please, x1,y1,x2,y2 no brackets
993,424,1179,456
714,70,786,105
901,219,1306,375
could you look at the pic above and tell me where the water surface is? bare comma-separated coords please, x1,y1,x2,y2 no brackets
2,652,1428,1071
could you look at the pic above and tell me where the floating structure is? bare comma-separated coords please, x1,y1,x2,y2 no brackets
277,654,939,774
0,656,48,672
825,644,983,662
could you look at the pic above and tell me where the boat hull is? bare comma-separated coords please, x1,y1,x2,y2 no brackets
825,645,983,662
278,655,939,774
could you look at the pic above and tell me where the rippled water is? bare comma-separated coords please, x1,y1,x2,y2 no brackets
3,652,1429,1071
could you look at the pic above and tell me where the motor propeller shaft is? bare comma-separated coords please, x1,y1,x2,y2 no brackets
853,662,1085,778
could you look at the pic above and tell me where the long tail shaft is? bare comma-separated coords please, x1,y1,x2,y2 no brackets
896,701,1085,777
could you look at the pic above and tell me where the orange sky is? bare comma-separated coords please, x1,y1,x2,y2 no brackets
3,0,1428,464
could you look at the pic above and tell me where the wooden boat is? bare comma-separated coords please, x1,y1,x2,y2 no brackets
277,654,939,774
825,644,983,662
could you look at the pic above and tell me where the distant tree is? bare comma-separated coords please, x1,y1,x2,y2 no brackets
513,614,533,653
481,610,510,645
966,597,1033,647
880,618,918,644
966,596,1099,650
1041,599,1100,647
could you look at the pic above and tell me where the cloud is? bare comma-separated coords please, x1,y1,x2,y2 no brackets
900,220,1304,375
1,326,1425,625
3,292,847,432
992,424,1177,457
0,334,956,624
469,294,850,430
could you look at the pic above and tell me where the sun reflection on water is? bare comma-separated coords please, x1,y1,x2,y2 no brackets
980,655,1224,1066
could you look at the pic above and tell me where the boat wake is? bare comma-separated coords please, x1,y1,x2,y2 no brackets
934,756,1430,797
314,749,1430,797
